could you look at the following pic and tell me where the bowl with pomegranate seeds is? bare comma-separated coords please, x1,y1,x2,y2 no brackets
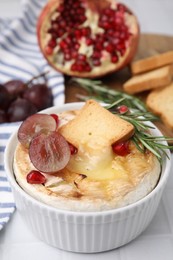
4,100,171,253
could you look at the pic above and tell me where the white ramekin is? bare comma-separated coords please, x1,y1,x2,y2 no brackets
4,102,171,253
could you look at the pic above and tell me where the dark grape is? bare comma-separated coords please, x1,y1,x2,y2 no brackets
4,80,26,101
18,114,57,147
29,131,71,173
23,84,53,110
0,109,8,123
7,98,38,122
0,85,11,110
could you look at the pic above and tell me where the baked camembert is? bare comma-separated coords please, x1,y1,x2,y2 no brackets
13,100,161,211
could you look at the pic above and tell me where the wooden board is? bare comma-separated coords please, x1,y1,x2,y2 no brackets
64,33,173,142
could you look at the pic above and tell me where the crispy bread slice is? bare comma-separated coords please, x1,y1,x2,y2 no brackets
123,65,173,94
59,100,134,148
131,51,173,75
146,82,173,130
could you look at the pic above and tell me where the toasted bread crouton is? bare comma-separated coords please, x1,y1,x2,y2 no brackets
131,51,173,75
59,100,134,149
123,65,173,94
146,82,173,130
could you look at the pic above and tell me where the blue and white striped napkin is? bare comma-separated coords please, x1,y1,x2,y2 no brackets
0,0,65,230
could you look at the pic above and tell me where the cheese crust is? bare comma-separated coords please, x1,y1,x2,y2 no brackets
13,109,161,212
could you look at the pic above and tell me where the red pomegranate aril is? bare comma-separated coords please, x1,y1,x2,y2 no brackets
75,29,82,39
79,15,87,23
92,51,101,59
48,38,56,48
59,19,66,28
74,43,80,50
111,55,118,63
86,38,93,46
117,105,129,114
71,63,78,71
100,21,113,30
57,4,64,13
27,170,46,184
76,7,85,15
50,114,59,125
60,40,68,49
105,44,114,53
100,14,109,22
85,65,92,72
81,27,91,36
68,143,78,155
112,141,130,156
93,59,101,66
107,29,114,36
117,3,127,13
71,51,78,59
64,53,72,61
104,7,115,16
51,22,59,31
45,46,53,55
95,43,103,51
78,54,87,61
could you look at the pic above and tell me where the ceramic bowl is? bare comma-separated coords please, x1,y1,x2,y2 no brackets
4,102,171,253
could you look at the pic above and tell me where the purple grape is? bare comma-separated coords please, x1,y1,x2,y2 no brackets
23,84,53,110
4,80,26,101
7,98,38,122
0,85,11,110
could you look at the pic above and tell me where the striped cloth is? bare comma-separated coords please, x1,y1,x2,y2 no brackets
0,0,65,230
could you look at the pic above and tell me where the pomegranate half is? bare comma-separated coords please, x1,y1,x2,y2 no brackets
37,0,139,78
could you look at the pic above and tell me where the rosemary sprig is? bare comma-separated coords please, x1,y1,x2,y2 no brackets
71,77,173,162
72,77,150,112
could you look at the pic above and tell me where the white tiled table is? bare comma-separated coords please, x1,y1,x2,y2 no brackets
1,1,173,260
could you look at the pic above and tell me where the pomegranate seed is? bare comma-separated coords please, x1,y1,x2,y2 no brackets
71,63,78,71
26,170,46,184
86,38,93,46
116,43,125,51
78,54,86,61
117,105,129,114
65,53,72,61
79,15,87,23
48,38,56,48
76,7,85,15
100,14,108,22
51,23,59,31
68,143,78,155
74,43,80,50
92,59,101,66
115,16,123,26
58,19,66,28
107,29,114,36
85,65,92,72
104,7,115,16
57,4,64,13
111,55,118,63
74,29,82,39
92,51,101,59
81,27,91,36
95,43,103,51
100,21,112,30
112,141,130,156
50,114,59,125
117,3,127,13
105,44,114,53
60,40,68,49
45,46,53,55
71,51,78,59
